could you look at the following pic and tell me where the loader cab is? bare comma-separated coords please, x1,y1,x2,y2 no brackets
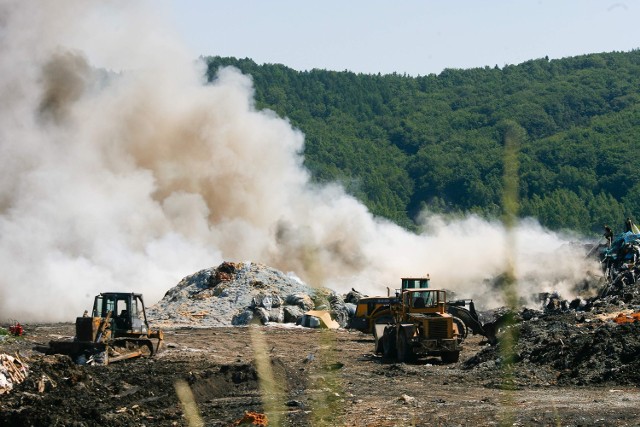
402,289,447,314
401,277,430,290
93,292,149,336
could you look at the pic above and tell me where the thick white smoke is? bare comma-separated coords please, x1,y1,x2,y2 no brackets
0,1,599,321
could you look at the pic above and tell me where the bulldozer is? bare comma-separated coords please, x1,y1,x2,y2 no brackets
376,287,462,363
47,292,163,364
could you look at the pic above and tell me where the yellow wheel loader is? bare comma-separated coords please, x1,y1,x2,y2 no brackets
348,277,500,348
376,288,462,363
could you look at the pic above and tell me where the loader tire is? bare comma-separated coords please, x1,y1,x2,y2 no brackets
453,316,468,343
441,351,460,364
396,330,414,363
382,327,396,360
373,326,383,354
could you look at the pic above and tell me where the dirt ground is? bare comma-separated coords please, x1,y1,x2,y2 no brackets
1,322,640,426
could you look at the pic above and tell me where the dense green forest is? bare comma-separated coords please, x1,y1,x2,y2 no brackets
205,51,640,235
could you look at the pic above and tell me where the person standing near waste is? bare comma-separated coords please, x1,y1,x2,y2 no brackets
624,217,640,234
632,244,640,264
604,225,613,246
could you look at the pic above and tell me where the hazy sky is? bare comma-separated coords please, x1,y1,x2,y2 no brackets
166,0,639,76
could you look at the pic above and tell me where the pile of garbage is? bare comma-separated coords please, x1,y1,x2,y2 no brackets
147,261,359,328
462,222,640,386
464,309,640,386
463,277,640,386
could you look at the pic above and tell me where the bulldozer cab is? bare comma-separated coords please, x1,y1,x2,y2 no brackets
93,293,149,335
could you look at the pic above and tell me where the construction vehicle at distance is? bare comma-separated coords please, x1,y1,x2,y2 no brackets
376,283,462,363
349,277,499,345
48,292,163,364
349,277,431,335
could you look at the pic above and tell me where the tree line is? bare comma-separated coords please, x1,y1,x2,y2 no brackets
205,51,640,235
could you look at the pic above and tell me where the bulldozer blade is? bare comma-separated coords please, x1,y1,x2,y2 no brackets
106,350,143,364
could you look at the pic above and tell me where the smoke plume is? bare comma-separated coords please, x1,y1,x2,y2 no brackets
0,1,599,321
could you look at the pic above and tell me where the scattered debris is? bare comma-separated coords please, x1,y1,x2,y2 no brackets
8,322,23,337
0,353,29,394
299,310,340,329
613,311,640,324
37,373,57,393
399,394,417,406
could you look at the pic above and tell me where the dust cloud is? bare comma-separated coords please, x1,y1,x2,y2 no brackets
0,1,599,321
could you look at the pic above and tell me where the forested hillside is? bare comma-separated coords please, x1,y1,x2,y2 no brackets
205,52,640,235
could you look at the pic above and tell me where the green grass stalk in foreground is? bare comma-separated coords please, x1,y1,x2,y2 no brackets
498,121,522,427
308,329,345,426
174,379,205,427
250,325,287,426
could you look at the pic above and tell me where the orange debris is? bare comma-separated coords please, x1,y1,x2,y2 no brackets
232,411,268,426
613,312,640,324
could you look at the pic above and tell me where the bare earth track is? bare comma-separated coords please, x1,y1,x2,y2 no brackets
1,322,640,426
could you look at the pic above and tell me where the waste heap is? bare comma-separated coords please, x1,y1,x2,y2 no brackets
463,277,640,386
462,224,640,387
147,261,356,328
